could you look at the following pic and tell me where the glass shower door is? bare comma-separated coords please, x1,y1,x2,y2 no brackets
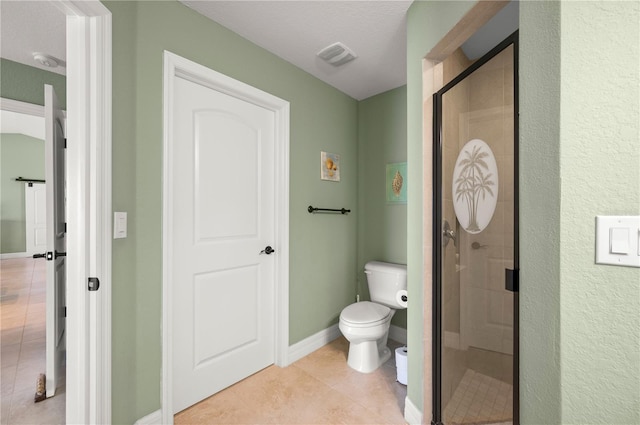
433,33,518,425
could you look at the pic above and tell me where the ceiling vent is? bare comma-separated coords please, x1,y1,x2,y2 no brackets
317,42,357,67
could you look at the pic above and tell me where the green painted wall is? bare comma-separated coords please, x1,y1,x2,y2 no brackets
521,2,640,423
106,1,358,422
108,1,139,422
0,58,67,109
406,0,476,414
0,134,45,253
559,1,640,421
357,86,407,329
519,1,562,423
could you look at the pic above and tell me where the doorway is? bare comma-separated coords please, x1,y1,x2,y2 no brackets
0,97,66,423
432,33,519,425
162,51,290,422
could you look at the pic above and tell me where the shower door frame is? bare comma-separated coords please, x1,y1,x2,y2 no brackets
432,31,519,425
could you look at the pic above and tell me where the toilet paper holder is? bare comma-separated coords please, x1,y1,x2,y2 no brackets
396,290,408,308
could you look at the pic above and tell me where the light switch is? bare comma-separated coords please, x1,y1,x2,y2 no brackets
114,212,127,239
596,216,640,268
610,228,629,254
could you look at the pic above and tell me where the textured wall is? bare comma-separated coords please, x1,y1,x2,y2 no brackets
357,86,408,328
519,1,563,423
559,2,640,422
520,1,640,423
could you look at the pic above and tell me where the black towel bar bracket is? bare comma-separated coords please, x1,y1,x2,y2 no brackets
15,177,45,187
308,205,351,215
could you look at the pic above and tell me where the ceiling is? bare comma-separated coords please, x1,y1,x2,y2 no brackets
0,1,517,101
0,0,411,99
180,1,412,100
0,1,67,76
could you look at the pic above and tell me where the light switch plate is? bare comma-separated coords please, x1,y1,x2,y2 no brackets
596,216,640,267
114,212,127,239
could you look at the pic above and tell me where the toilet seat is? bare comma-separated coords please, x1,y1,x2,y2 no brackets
340,301,391,328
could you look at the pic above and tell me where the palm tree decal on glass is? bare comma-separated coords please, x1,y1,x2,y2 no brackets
452,139,499,234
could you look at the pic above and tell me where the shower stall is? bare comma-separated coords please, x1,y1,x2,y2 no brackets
433,32,519,425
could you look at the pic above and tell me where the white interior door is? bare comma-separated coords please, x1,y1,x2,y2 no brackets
171,75,276,413
45,84,66,397
25,182,47,256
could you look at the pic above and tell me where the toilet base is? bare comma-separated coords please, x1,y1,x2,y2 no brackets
346,341,392,373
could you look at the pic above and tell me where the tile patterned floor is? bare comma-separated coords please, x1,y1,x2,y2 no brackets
175,337,408,424
443,369,512,425
1,258,65,425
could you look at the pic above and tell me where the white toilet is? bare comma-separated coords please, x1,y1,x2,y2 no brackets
339,261,407,373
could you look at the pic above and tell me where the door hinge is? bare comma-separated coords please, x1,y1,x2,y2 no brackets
506,269,519,292
64,222,67,233
64,307,67,318
64,138,67,149
88,277,100,291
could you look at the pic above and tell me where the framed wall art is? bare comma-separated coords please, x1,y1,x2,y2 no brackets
386,162,407,204
321,151,340,182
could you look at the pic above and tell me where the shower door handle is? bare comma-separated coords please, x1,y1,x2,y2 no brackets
505,269,519,292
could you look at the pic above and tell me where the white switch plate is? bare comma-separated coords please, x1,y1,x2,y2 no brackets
596,216,640,267
114,212,127,239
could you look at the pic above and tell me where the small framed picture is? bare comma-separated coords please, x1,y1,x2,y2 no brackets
321,151,340,182
386,162,407,203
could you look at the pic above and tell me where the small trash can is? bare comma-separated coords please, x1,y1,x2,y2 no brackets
395,346,408,385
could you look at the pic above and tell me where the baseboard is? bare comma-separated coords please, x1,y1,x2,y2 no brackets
0,252,30,260
444,331,460,349
404,396,423,425
134,409,162,425
287,324,341,365
389,324,407,345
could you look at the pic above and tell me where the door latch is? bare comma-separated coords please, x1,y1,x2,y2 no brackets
36,251,65,261
88,277,100,291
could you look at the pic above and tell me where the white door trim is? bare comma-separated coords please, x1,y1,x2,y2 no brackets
0,98,46,117
162,51,290,423
52,1,112,423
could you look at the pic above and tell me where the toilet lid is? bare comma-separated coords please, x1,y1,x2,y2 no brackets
341,301,391,325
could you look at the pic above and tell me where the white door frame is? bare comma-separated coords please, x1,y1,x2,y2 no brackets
51,0,112,423
162,51,290,423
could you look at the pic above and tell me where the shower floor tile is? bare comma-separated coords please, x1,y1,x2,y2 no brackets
443,369,512,425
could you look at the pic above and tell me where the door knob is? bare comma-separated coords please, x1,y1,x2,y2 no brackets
260,246,275,255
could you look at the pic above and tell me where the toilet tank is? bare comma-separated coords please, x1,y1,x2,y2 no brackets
364,261,407,309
